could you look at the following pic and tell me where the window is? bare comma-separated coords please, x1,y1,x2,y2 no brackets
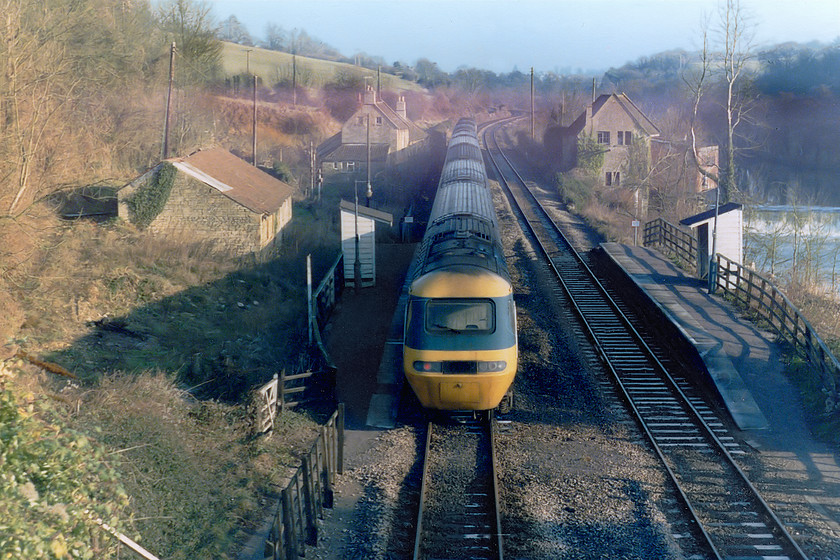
425,299,495,334
605,171,620,186
618,131,632,145
597,131,610,144
346,161,355,172
375,116,383,126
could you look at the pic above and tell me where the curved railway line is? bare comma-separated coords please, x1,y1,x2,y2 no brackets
481,118,810,560
413,413,504,560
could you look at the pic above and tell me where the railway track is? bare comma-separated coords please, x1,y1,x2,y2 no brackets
481,119,810,560
413,413,503,560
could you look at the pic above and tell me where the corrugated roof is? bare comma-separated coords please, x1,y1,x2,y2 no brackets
171,148,294,214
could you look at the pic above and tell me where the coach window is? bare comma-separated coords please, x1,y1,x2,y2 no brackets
597,131,610,145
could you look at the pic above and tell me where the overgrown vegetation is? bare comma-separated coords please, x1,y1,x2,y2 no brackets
126,163,177,229
0,377,129,559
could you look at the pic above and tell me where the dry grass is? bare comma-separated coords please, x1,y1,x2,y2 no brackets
65,371,319,559
0,207,333,558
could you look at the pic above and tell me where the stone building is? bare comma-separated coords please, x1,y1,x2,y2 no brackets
118,147,294,256
558,93,660,187
317,87,428,177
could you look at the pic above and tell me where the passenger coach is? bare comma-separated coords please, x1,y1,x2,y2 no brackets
403,118,517,412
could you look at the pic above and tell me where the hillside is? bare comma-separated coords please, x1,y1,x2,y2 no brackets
220,42,424,92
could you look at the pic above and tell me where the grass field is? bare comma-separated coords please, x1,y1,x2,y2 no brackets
220,42,424,92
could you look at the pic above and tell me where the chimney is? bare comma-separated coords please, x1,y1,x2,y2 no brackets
363,85,376,105
396,95,407,119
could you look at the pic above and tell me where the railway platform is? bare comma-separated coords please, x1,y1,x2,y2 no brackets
599,241,808,436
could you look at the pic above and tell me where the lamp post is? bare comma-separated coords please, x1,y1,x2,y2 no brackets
708,185,721,294
354,180,364,292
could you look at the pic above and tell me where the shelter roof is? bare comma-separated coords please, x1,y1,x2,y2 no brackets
680,202,743,227
339,199,393,225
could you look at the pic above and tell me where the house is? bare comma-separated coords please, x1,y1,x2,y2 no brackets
117,147,294,256
558,93,660,187
317,87,428,177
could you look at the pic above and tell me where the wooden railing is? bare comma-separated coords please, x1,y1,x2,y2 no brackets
643,217,698,273
264,405,344,560
713,254,840,416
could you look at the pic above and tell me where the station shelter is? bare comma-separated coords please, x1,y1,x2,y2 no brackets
339,199,393,288
680,202,743,280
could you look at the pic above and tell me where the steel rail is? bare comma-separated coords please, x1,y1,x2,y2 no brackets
481,119,810,560
412,414,503,560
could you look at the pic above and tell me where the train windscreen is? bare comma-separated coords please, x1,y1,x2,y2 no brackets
425,299,495,334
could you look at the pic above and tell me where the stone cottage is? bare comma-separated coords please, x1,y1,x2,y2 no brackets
317,87,428,177
558,93,660,187
118,147,294,256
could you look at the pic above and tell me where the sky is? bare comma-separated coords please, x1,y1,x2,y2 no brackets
204,0,840,74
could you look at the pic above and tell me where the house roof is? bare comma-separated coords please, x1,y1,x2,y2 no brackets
321,143,390,163
566,93,660,138
373,100,427,143
317,132,342,159
170,148,294,214
680,202,743,227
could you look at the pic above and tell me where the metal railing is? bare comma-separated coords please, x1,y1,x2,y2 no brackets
712,254,840,416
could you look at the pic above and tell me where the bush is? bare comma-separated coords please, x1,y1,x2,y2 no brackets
0,381,129,559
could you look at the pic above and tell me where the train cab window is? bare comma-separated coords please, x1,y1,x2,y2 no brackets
426,299,495,334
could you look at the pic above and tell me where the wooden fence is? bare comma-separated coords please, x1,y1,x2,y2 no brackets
713,254,840,415
264,404,345,560
643,217,698,273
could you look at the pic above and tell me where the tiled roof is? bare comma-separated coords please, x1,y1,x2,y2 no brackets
171,148,294,214
321,143,390,162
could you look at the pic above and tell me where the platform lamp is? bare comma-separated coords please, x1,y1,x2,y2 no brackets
708,185,721,295
354,180,365,292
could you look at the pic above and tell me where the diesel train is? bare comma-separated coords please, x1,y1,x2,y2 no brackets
403,118,517,412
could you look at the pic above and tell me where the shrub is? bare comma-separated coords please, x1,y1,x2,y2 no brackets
0,382,129,559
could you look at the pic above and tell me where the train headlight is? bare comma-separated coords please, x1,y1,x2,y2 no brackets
413,361,442,373
477,361,507,372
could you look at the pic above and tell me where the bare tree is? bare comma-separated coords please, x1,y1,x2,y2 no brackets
684,0,755,203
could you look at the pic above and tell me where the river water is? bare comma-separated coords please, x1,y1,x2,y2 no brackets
746,206,840,292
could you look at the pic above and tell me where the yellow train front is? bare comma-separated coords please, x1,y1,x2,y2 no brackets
403,118,517,412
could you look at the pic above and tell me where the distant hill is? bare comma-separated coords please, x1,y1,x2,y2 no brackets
220,42,424,92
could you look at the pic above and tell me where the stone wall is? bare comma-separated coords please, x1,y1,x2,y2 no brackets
119,169,266,256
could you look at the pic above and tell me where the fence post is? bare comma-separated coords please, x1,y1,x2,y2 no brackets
282,487,298,560
278,369,286,416
320,427,334,508
337,403,345,475
301,456,318,546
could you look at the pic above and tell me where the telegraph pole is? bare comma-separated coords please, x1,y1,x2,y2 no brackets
161,42,176,160
366,113,372,207
530,67,535,140
252,74,258,166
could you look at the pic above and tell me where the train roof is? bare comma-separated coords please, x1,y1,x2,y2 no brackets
410,266,512,298
413,116,509,284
